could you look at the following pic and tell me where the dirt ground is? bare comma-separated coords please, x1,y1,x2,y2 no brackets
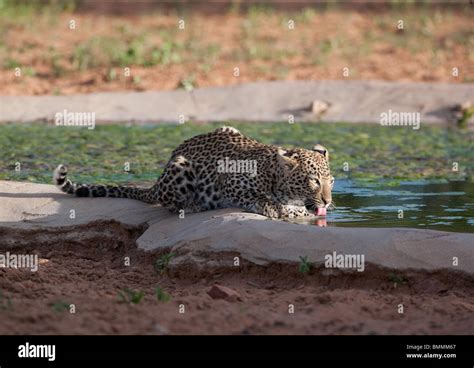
1,6,473,96
0,221,473,335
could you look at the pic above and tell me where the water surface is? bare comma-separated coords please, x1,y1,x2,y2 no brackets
292,179,474,233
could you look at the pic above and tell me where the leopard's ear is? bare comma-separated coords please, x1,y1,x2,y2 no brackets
313,144,328,159
277,148,298,171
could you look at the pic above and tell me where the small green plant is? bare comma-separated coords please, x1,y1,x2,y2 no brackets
388,273,409,286
118,288,145,304
23,66,36,76
4,57,21,69
248,4,274,18
0,290,13,311
155,252,176,274
50,52,65,77
132,75,141,85
146,39,183,66
178,75,195,91
72,42,94,70
51,300,70,313
117,40,145,67
301,8,316,22
457,105,474,129
298,256,311,274
155,287,171,302
106,67,117,81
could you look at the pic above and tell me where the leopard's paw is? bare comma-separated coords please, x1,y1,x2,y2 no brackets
282,205,311,218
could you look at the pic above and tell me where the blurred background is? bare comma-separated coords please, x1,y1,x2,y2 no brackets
1,0,472,95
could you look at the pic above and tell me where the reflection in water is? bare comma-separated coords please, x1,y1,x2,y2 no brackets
290,179,474,233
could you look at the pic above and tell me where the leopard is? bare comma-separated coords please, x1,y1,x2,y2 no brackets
53,126,334,219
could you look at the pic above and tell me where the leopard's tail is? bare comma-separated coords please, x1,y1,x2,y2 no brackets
53,164,157,203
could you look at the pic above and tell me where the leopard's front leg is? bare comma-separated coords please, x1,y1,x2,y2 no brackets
258,200,285,219
224,187,309,219
250,203,311,219
229,193,284,218
248,201,313,219
281,205,312,218
235,195,310,219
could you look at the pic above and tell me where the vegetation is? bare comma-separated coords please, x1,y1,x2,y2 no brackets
1,1,472,90
298,256,311,274
155,252,176,275
0,122,471,186
51,300,71,313
0,290,13,311
155,287,171,302
118,288,145,304
388,273,410,287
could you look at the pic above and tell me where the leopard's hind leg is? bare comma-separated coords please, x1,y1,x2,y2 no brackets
157,155,199,213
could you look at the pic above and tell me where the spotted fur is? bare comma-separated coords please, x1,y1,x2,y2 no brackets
53,127,334,218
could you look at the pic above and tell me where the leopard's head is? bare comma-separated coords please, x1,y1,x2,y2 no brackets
275,145,334,212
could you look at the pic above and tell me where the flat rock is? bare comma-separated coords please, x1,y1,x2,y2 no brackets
1,181,473,274
1,81,473,125
0,181,160,228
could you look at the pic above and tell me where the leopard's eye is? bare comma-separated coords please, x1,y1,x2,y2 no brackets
311,178,321,188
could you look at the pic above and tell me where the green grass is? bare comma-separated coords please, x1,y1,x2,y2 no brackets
298,256,311,274
0,0,75,34
51,300,71,313
0,290,13,311
457,106,474,129
155,252,176,275
0,2,470,82
0,122,472,186
118,288,145,304
71,34,186,70
388,272,410,286
155,287,171,302
177,75,196,91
